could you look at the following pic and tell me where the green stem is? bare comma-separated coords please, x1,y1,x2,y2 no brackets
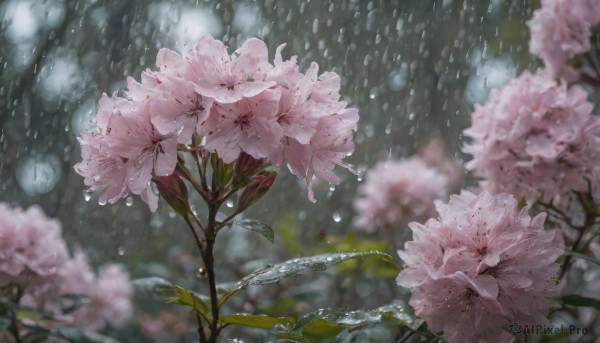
196,311,207,343
205,197,221,343
8,287,23,343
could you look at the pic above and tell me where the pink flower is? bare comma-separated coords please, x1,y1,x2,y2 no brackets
0,204,69,295
203,88,284,163
275,63,321,145
529,0,600,78
353,157,447,233
127,72,214,144
396,191,564,342
283,108,359,202
107,103,178,211
74,133,129,205
463,70,600,207
185,35,276,103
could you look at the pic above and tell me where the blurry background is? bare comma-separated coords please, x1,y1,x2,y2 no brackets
0,0,538,341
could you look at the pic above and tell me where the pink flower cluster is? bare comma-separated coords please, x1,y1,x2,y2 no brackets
0,203,69,295
353,157,447,233
59,251,133,333
396,191,563,343
75,35,358,210
0,203,133,334
463,70,600,206
529,0,600,78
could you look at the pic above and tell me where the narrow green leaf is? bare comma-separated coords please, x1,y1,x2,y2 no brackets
56,327,87,342
132,277,176,297
518,196,528,209
374,303,423,331
241,251,393,286
566,251,600,267
235,219,275,243
302,319,349,341
167,285,209,316
272,303,424,342
60,294,90,315
219,252,392,307
561,295,600,310
220,314,294,329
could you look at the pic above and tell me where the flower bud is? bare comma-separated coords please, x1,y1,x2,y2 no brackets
237,172,277,212
153,173,189,217
210,153,234,190
232,152,266,188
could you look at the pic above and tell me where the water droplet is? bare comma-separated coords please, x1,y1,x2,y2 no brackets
15,155,61,196
117,246,125,256
369,87,378,99
333,212,342,223
98,198,107,206
83,192,91,202
226,199,234,208
125,197,133,206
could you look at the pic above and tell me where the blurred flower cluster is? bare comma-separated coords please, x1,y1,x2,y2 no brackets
0,203,133,341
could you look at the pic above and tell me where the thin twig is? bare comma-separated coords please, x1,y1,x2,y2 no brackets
183,214,205,255
196,311,207,343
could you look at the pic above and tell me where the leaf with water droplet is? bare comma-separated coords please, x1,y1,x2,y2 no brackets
273,303,425,342
167,285,210,317
132,277,176,297
219,251,392,307
219,314,294,330
228,219,274,243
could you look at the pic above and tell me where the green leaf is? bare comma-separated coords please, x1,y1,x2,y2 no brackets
566,251,600,267
219,251,393,306
60,294,90,315
561,295,600,310
56,327,87,342
518,196,528,209
234,219,275,243
167,285,209,316
220,314,294,329
273,303,424,342
242,251,392,286
132,277,176,297
376,304,428,334
302,319,350,341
